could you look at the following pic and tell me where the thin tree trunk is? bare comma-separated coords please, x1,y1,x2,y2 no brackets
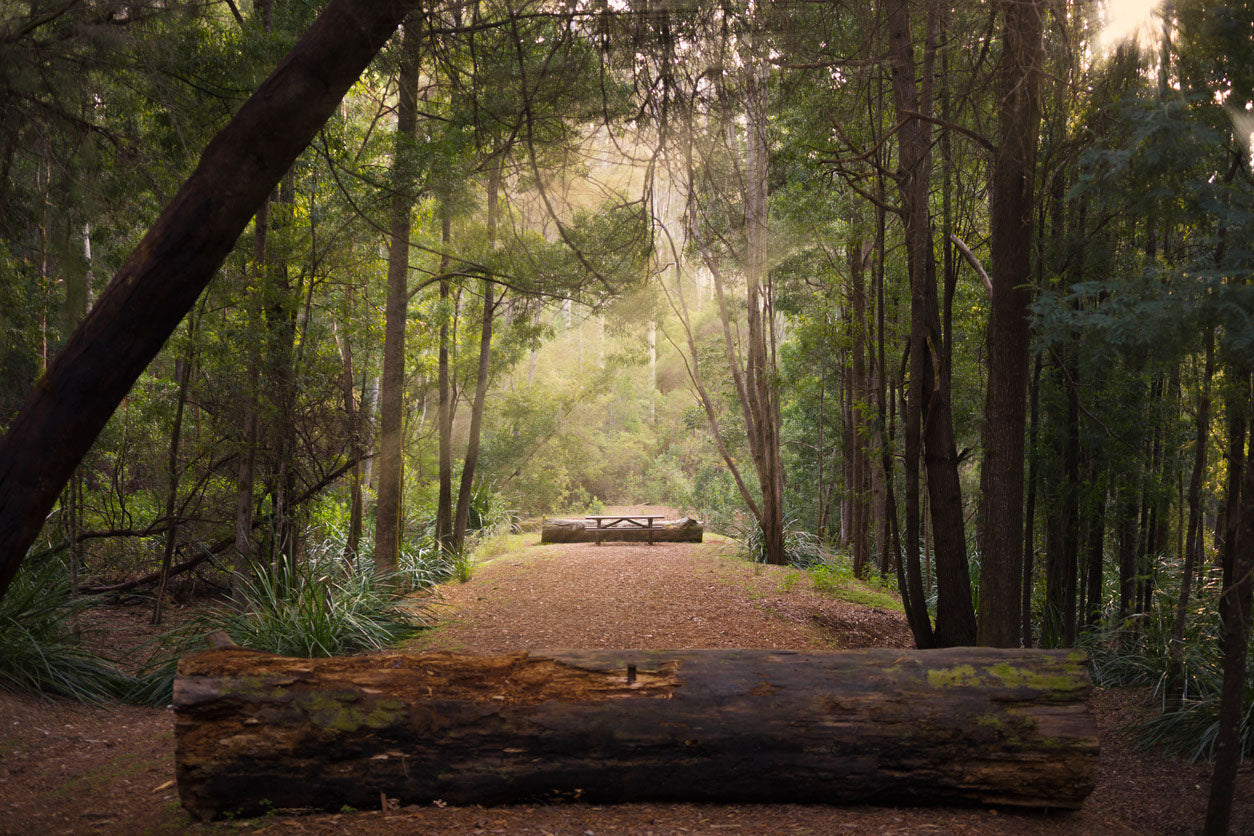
885,0,973,647
435,211,454,553
374,17,422,577
850,236,870,578
453,284,498,552
1169,336,1214,708
1204,378,1254,834
1022,355,1042,646
153,313,198,624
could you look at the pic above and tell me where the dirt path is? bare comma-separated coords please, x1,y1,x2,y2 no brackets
1,525,1252,834
411,537,910,654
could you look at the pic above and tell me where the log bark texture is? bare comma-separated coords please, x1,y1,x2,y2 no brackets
540,517,704,544
175,646,1098,819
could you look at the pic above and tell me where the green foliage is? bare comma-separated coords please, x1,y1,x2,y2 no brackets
196,558,431,660
1081,590,1254,763
0,559,132,703
809,558,902,612
737,519,825,568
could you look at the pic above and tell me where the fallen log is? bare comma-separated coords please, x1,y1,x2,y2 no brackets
174,646,1098,819
540,516,703,543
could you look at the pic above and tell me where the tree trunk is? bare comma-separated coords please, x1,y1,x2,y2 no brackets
154,313,199,624
1169,336,1214,708
743,39,785,567
174,646,1099,820
850,236,870,578
452,283,498,553
1204,381,1254,834
885,0,974,647
0,0,417,599
374,18,422,577
978,0,1044,647
1022,355,1043,646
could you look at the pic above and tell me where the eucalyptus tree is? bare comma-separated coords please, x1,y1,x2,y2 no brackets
977,0,1046,646
374,15,423,578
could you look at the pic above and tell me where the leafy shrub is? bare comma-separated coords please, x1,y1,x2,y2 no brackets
736,518,825,568
0,558,132,702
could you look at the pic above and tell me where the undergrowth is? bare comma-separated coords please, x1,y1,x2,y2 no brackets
737,519,901,611
1081,587,1254,763
0,558,133,703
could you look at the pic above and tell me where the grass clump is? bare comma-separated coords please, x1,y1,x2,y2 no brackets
199,563,430,659
0,558,133,702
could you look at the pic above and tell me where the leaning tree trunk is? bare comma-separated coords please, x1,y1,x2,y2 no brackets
0,0,417,599
175,646,1099,820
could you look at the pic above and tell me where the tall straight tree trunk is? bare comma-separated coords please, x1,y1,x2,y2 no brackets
451,158,503,554
232,200,268,604
434,212,454,553
264,175,301,576
885,0,974,647
374,18,421,577
334,321,364,563
1169,336,1214,707
153,313,198,624
1022,355,1042,646
743,42,785,567
978,0,1045,647
1204,377,1253,834
452,284,498,553
850,236,870,578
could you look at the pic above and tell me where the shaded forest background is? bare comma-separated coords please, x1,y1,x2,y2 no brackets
1,0,1254,828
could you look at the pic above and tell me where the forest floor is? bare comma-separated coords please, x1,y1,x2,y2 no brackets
1,505,1251,834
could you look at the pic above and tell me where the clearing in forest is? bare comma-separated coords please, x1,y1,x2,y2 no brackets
411,528,911,655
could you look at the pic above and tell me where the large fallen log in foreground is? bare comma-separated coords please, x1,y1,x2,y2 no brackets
540,516,703,543
174,646,1098,819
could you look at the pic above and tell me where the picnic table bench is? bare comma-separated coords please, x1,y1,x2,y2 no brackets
585,515,665,545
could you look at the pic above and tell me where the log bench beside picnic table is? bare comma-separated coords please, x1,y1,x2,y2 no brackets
540,514,704,544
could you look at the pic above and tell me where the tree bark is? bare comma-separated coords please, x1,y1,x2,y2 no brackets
885,0,975,647
154,313,198,624
0,0,416,599
374,17,422,577
978,0,1044,647
1204,381,1254,834
175,646,1099,820
452,283,498,553
435,212,455,552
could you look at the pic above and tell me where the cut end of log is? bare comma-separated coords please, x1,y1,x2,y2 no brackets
174,647,1098,820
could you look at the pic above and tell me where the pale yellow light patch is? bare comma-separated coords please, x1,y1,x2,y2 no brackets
1095,0,1164,54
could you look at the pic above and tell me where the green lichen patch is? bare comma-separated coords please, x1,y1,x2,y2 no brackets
926,664,982,688
293,690,405,733
987,662,1082,692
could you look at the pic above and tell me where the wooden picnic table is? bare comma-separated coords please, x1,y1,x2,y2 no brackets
585,515,665,545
